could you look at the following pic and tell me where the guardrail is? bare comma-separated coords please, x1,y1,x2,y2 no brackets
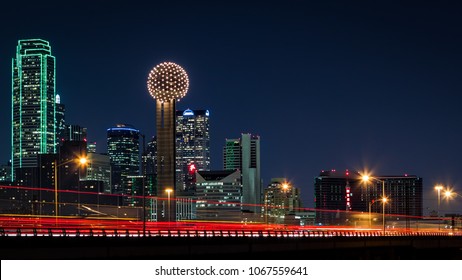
0,228,459,238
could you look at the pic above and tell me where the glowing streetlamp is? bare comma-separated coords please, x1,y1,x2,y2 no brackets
165,188,173,222
435,185,444,216
369,198,387,228
445,190,462,199
434,185,445,231
54,156,87,224
362,174,387,234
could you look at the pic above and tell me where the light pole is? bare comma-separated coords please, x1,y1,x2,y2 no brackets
368,198,388,228
166,188,173,223
435,185,444,230
362,175,387,234
54,156,87,225
140,133,146,237
435,185,443,215
77,157,87,216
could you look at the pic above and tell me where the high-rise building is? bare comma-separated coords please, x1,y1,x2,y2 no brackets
64,125,87,142
314,170,355,225
142,136,157,176
195,170,242,220
58,141,87,191
0,162,12,183
87,142,97,153
366,175,423,222
176,109,211,190
223,133,261,213
55,94,66,145
141,136,157,200
314,170,423,226
84,153,111,193
107,124,140,194
12,39,56,180
263,178,302,223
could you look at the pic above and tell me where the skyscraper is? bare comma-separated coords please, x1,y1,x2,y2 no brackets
55,94,66,146
64,125,87,142
84,153,111,193
223,133,261,213
314,170,423,226
142,136,157,176
12,39,56,180
176,109,211,190
107,124,140,194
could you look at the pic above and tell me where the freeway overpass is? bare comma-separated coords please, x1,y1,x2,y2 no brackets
1,228,461,259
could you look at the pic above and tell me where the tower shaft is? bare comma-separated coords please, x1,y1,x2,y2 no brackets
156,100,176,221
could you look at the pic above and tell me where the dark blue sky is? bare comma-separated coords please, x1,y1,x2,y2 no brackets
1,0,462,214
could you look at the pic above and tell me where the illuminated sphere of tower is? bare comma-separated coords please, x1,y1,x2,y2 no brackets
147,62,189,103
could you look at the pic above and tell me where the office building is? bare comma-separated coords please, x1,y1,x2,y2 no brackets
314,169,423,226
176,109,211,190
223,133,261,213
58,141,87,191
195,170,242,220
107,124,140,194
365,175,423,219
141,136,157,200
12,39,56,180
64,125,87,142
84,152,111,193
0,162,12,183
263,178,302,223
87,142,97,153
55,94,66,145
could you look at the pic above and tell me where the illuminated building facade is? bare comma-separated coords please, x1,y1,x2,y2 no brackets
314,170,423,225
64,125,87,142
12,39,56,180
84,152,111,193
107,124,140,194
365,175,423,220
142,136,157,176
58,141,87,191
55,94,66,146
176,109,211,190
223,133,261,213
263,178,302,222
87,142,97,153
195,170,242,220
0,162,12,183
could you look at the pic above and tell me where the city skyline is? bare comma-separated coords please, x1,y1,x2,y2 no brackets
1,1,462,214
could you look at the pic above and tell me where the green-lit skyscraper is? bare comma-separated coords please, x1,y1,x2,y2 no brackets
11,39,56,180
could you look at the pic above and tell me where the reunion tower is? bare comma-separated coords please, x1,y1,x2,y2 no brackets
147,62,189,221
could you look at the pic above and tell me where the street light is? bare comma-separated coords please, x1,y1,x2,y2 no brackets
165,188,173,223
54,156,87,224
444,190,462,199
435,185,444,216
362,174,387,234
369,198,387,228
435,185,444,231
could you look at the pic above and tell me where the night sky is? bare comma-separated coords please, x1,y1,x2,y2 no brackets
1,0,462,214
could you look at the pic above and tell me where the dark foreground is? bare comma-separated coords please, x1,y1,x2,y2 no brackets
1,235,462,259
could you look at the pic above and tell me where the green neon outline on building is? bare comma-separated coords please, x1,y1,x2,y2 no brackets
11,39,56,180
